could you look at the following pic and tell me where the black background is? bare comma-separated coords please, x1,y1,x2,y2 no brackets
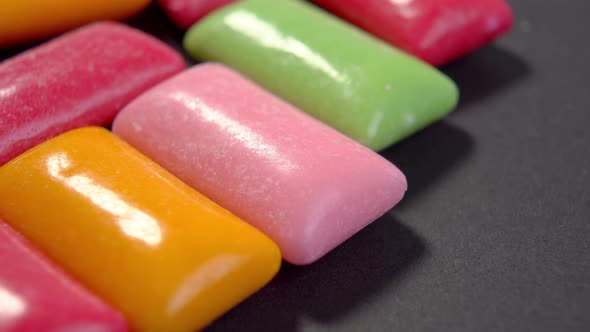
2,1,589,331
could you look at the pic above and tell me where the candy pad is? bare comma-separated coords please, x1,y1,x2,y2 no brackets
0,22,185,166
184,0,458,151
0,127,281,332
158,0,236,29
0,0,150,46
0,220,128,332
312,0,514,66
113,64,407,265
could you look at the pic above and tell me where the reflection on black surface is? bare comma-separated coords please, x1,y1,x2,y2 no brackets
381,121,474,210
442,45,532,108
206,214,426,332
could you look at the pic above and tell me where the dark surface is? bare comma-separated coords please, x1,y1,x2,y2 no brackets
2,1,589,331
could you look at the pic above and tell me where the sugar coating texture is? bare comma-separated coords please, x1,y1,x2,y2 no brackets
114,64,407,265
158,0,236,29
0,221,128,332
312,0,513,66
183,0,459,151
0,21,186,166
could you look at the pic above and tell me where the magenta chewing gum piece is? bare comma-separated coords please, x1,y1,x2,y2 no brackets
113,64,407,265
0,21,186,166
0,221,128,332
158,0,235,29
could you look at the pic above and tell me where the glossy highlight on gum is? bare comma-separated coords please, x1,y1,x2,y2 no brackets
114,63,407,265
0,21,186,166
0,220,128,332
0,127,281,332
183,0,459,151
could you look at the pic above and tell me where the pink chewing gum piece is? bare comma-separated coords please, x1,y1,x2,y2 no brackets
157,0,236,29
113,63,407,265
0,21,186,166
0,220,128,332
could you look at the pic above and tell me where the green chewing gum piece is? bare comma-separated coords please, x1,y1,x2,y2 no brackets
183,0,459,151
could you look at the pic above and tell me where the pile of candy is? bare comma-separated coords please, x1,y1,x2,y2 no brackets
0,0,513,331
